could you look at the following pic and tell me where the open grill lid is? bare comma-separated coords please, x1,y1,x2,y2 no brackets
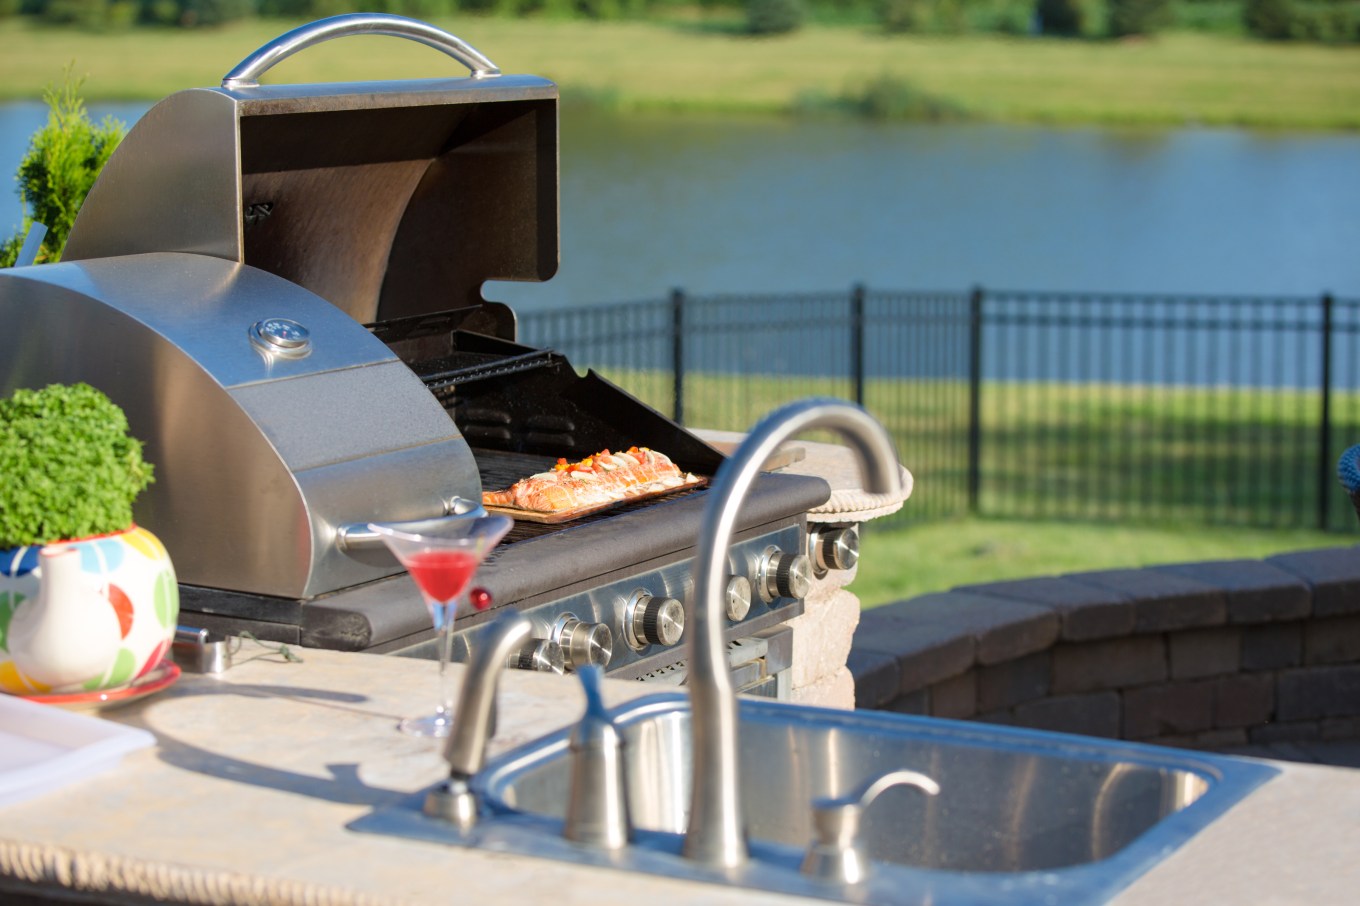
0,18,565,600
63,14,560,339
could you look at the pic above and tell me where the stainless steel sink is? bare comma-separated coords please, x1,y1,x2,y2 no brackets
353,692,1276,904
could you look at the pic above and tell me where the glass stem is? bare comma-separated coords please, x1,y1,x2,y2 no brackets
435,601,457,726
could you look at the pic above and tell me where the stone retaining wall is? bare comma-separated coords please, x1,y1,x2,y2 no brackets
849,546,1360,749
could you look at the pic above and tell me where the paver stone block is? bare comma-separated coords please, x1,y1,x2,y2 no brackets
957,575,1134,641
1065,568,1225,634
1153,560,1310,624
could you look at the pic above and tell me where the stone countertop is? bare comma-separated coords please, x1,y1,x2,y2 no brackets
2,645,1358,906
0,647,810,906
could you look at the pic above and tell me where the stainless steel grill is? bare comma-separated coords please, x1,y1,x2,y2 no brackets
0,15,835,689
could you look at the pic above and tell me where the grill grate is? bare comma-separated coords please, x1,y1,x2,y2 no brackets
420,349,562,394
475,448,558,490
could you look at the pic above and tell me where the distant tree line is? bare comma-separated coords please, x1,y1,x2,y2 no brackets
0,0,1355,42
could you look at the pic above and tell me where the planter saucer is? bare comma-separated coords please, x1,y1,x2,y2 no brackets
19,659,181,713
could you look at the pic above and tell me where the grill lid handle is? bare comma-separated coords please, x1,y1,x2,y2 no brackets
221,13,501,90
336,498,489,557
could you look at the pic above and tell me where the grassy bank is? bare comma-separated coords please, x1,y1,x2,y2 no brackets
1,19,1358,129
853,516,1349,606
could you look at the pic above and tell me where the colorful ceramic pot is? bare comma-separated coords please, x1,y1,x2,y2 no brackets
0,525,178,695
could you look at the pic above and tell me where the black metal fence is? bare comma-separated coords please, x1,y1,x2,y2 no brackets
518,288,1360,533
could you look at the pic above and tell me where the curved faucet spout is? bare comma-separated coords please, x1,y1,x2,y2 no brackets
444,611,534,779
683,398,903,867
424,611,533,829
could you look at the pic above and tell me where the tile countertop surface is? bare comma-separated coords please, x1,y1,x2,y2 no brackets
2,647,1358,906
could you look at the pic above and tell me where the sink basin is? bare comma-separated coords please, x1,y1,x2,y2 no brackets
354,693,1276,904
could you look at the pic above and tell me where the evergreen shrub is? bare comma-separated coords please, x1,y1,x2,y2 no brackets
42,0,107,27
1243,0,1294,36
1244,0,1360,40
852,74,969,120
1036,0,1089,33
176,0,253,25
0,74,125,269
1172,0,1245,34
746,0,806,33
878,0,930,31
1110,0,1174,33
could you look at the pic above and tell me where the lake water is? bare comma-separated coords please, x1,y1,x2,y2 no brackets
2,101,1358,308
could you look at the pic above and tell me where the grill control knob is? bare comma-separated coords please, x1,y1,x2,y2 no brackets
757,546,814,602
726,575,753,622
555,616,614,670
509,639,566,674
624,591,685,650
810,526,860,577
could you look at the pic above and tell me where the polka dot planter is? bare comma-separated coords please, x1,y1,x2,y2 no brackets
0,526,178,695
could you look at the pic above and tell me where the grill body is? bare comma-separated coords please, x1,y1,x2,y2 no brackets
0,21,831,685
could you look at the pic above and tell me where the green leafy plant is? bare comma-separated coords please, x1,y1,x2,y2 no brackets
0,69,125,269
0,383,154,549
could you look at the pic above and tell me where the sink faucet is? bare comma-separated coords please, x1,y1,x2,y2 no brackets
684,398,904,868
801,769,939,884
424,610,533,829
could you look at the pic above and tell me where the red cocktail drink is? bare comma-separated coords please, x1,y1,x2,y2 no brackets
369,514,513,737
407,549,481,608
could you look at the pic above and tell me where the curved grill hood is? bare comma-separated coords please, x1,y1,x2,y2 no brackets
0,61,563,599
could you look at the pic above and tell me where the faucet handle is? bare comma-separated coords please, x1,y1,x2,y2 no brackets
563,666,632,849
800,769,939,885
574,662,608,719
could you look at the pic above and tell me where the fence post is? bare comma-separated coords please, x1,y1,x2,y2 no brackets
851,283,866,407
671,287,686,425
967,286,984,515
1318,291,1334,531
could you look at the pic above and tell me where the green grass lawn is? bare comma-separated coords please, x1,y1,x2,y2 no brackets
584,360,1360,530
852,516,1354,607
579,364,1360,605
0,19,1357,129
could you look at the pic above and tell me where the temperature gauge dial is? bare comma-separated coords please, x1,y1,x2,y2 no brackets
249,317,311,358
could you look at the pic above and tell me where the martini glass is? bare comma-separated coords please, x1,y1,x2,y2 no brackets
369,515,513,737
